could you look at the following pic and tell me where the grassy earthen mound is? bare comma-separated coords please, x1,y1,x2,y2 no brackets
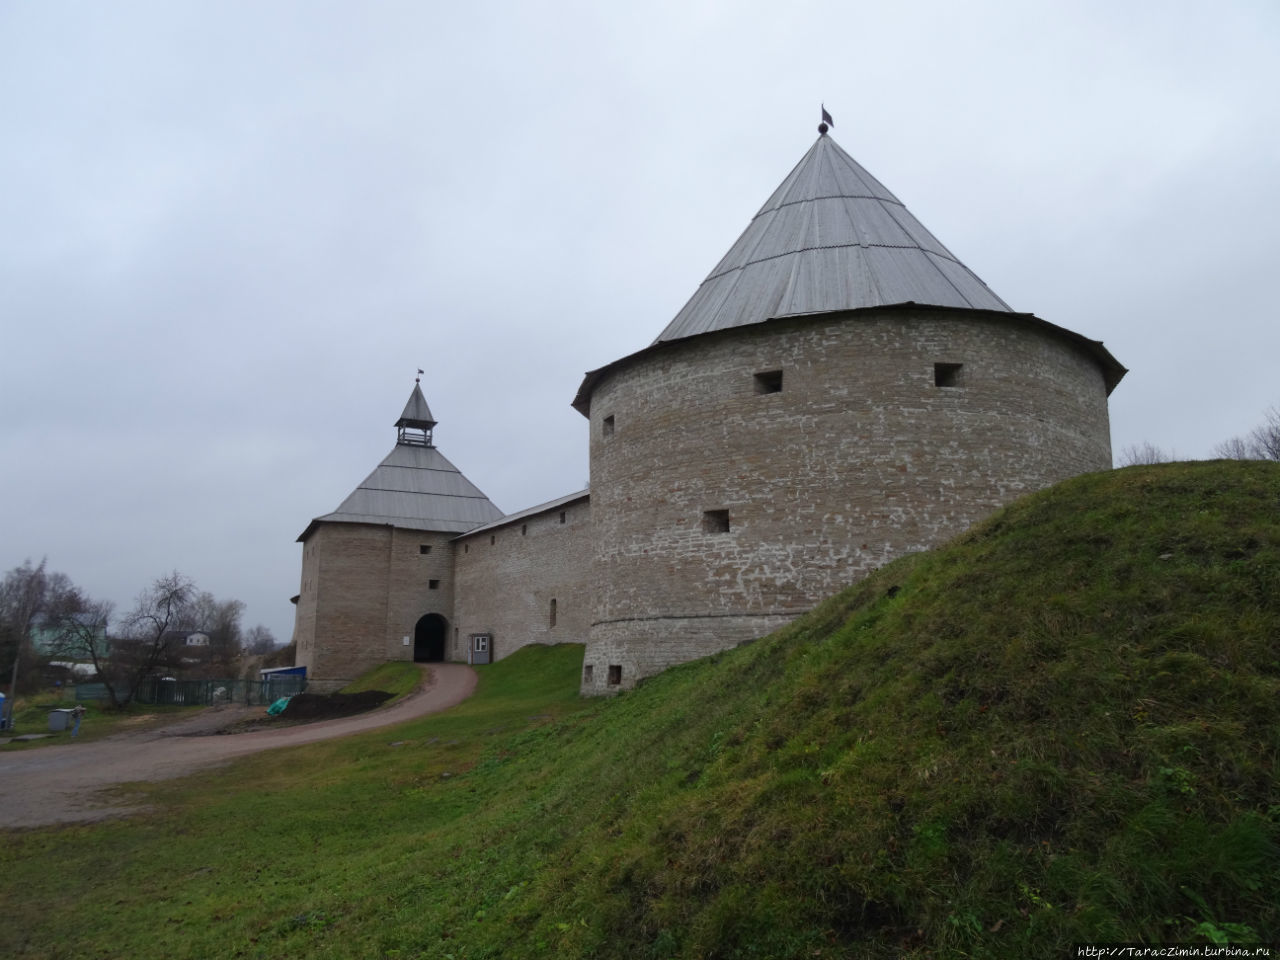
281,689,393,720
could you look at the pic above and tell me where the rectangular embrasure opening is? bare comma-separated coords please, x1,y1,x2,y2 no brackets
702,509,730,534
934,362,964,387
754,369,783,394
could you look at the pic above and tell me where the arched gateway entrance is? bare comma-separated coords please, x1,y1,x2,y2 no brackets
413,613,448,662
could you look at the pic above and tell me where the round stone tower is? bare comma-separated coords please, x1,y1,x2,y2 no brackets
574,128,1125,694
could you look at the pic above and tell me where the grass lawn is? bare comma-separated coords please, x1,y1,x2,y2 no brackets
339,660,425,700
1,644,595,960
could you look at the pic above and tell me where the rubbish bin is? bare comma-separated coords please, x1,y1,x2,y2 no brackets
49,708,73,732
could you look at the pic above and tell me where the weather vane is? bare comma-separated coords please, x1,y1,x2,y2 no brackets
415,367,424,384
819,104,834,135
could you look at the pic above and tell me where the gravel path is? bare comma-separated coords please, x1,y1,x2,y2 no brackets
0,663,476,829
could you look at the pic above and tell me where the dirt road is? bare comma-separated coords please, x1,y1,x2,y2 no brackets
0,663,476,829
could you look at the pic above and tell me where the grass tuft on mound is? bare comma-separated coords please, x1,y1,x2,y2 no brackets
2,461,1278,959
339,660,424,700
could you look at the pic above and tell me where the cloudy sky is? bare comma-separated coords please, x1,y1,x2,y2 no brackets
2,0,1277,645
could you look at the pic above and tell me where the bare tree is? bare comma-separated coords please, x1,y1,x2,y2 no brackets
1214,435,1253,459
1116,442,1177,467
44,588,114,688
243,624,278,656
188,591,245,672
107,571,197,705
1215,406,1280,461
1,559,50,723
1251,406,1280,460
1,560,98,725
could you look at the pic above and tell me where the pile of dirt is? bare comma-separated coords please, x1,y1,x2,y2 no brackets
282,690,393,721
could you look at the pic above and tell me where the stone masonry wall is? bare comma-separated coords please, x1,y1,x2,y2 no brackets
453,497,591,664
291,536,320,674
582,307,1114,692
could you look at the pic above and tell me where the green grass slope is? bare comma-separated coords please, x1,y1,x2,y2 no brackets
340,660,426,699
3,461,1278,959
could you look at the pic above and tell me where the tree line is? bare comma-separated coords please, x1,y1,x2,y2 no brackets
1,560,281,709
1118,405,1280,467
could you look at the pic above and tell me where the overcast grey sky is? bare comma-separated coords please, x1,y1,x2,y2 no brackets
2,0,1277,646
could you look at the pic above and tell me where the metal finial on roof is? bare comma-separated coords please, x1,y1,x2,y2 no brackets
415,367,423,384
819,104,834,135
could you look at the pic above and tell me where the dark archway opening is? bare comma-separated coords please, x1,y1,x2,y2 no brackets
413,613,448,662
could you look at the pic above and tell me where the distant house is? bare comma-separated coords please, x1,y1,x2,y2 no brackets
29,620,109,660
159,630,211,648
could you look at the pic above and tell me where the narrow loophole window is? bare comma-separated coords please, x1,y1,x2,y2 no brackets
549,598,557,628
583,664,594,684
607,664,622,686
602,414,615,438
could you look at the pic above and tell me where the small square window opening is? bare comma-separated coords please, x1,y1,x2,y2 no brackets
702,509,731,534
419,544,432,555
607,664,622,686
428,579,440,590
754,370,783,394
934,362,964,387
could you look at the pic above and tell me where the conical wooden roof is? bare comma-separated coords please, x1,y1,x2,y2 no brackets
654,131,1012,343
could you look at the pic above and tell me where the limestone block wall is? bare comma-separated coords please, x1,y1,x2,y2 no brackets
292,523,456,692
291,537,320,671
580,307,1114,693
453,497,591,663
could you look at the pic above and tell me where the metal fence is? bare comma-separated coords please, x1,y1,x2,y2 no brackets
75,675,306,707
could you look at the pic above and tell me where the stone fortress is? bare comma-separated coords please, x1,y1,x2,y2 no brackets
291,124,1125,695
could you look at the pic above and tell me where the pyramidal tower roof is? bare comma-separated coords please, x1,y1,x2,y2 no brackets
298,384,503,541
397,383,437,430
654,129,1012,343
